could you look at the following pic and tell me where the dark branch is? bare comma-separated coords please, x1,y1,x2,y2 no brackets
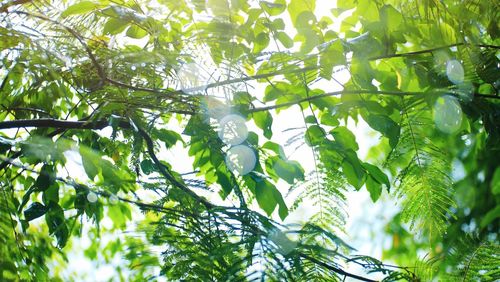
369,43,500,61
0,117,214,208
248,90,500,113
134,122,215,209
299,253,378,282
0,118,111,130
0,0,32,12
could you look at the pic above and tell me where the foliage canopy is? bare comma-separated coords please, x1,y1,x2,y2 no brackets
0,0,499,281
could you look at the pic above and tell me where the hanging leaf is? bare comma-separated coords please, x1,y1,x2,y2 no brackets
24,202,49,221
61,1,100,18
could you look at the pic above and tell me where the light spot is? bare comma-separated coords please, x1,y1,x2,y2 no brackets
87,192,98,203
176,62,207,94
225,145,256,175
108,195,118,205
218,114,248,145
434,95,463,134
202,97,231,120
446,59,464,85
131,65,137,71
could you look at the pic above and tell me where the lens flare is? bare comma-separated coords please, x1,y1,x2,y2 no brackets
87,192,98,203
218,114,248,145
202,97,231,120
225,145,256,175
434,95,463,134
176,63,207,94
446,59,464,85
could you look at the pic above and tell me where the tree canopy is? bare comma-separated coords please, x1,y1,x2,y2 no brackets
0,0,499,281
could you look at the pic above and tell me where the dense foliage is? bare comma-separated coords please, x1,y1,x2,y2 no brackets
0,0,499,281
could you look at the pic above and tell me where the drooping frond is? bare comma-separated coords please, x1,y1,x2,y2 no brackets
290,165,347,234
387,96,456,238
445,237,500,281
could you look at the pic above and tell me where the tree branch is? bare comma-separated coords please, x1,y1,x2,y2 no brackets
369,43,500,61
0,118,111,130
299,253,378,282
0,117,214,208
0,0,32,12
134,122,214,209
247,90,500,113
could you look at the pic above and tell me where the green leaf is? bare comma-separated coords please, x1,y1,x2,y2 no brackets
103,18,129,35
305,125,326,146
45,203,69,247
80,147,99,180
126,25,148,39
154,129,182,148
273,187,289,220
34,164,55,191
140,159,156,175
253,32,270,53
262,141,286,159
268,157,305,184
480,206,500,228
42,184,59,205
362,162,390,190
288,0,315,26
216,171,233,197
366,176,382,202
253,111,273,139
342,151,366,189
331,126,358,151
320,110,340,126
380,4,403,33
24,202,49,221
491,168,500,195
276,32,293,48
0,27,21,50
62,1,100,17
363,114,400,148
264,82,290,102
296,27,319,54
208,0,230,16
336,0,356,10
260,0,286,16
255,179,278,216
319,39,345,79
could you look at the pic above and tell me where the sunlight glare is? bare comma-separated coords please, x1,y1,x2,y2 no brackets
218,114,248,145
225,145,256,175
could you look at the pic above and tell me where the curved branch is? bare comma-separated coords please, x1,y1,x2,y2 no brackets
248,90,500,113
134,122,214,209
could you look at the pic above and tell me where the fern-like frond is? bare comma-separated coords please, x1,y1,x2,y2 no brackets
447,237,500,281
388,96,456,238
290,165,347,234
